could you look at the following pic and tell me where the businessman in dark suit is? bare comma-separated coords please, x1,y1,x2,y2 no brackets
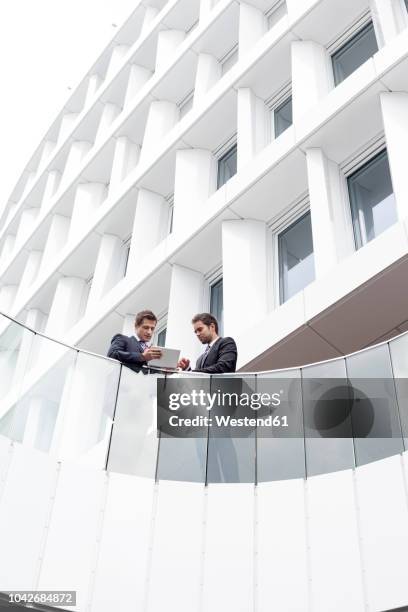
107,309,162,373
177,313,237,374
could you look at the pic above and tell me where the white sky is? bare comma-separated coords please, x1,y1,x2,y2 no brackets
0,0,136,206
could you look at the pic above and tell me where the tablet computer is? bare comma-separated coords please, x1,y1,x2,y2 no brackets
148,347,180,369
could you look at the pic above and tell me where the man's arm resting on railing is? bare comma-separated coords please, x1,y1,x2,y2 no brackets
107,334,145,365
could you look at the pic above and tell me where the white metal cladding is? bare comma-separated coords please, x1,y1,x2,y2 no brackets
306,470,365,612
0,443,407,610
0,444,58,591
36,463,106,611
146,480,204,612
356,454,408,612
90,473,156,612
202,484,255,612
256,479,308,612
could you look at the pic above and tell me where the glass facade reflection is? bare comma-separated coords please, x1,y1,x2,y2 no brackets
1,311,408,483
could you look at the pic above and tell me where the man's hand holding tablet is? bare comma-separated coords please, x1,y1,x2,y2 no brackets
142,346,163,362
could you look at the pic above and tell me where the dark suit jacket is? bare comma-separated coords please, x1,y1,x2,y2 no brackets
194,337,237,374
107,334,147,373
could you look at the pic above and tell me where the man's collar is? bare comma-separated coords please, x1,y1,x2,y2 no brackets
208,336,220,348
134,334,151,346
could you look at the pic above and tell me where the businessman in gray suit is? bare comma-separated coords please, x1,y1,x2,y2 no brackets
178,313,238,374
107,309,162,373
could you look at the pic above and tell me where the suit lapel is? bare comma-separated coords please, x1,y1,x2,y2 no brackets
201,338,221,367
130,336,143,352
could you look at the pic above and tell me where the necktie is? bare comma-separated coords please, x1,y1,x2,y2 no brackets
201,344,211,366
140,341,148,352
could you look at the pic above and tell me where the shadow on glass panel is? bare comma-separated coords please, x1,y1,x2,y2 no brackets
206,376,255,484
256,371,305,482
0,334,78,453
107,367,158,478
156,374,210,483
302,358,355,477
346,344,404,466
389,333,408,449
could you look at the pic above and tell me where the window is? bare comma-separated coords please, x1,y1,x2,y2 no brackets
278,212,315,303
266,0,287,29
186,20,199,36
167,195,174,234
221,45,238,75
273,96,292,138
210,278,224,336
178,91,194,120
157,327,167,347
122,236,132,276
347,149,397,249
217,144,237,189
332,22,378,86
405,0,408,12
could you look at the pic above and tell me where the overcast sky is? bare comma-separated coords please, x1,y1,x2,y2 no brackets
0,0,136,206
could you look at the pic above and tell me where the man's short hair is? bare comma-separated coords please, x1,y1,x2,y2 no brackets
192,313,219,334
135,310,157,327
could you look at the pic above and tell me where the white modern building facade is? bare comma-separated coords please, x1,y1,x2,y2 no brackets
1,0,408,610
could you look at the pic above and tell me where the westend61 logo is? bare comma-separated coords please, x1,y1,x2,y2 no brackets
157,377,402,439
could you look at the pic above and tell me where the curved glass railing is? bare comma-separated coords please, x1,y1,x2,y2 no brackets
0,311,407,483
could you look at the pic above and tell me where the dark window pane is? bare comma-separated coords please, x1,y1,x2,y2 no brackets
210,278,223,336
168,206,174,234
279,212,315,303
157,328,167,347
217,144,237,189
123,239,131,277
348,150,396,249
332,22,378,85
274,96,292,137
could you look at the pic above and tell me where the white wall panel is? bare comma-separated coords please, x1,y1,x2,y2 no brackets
0,445,57,590
91,474,155,612
202,484,254,612
147,481,205,612
37,463,106,611
257,479,308,612
356,455,408,611
0,435,12,494
307,470,365,612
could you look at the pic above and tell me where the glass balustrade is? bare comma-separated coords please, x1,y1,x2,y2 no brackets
0,311,407,482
